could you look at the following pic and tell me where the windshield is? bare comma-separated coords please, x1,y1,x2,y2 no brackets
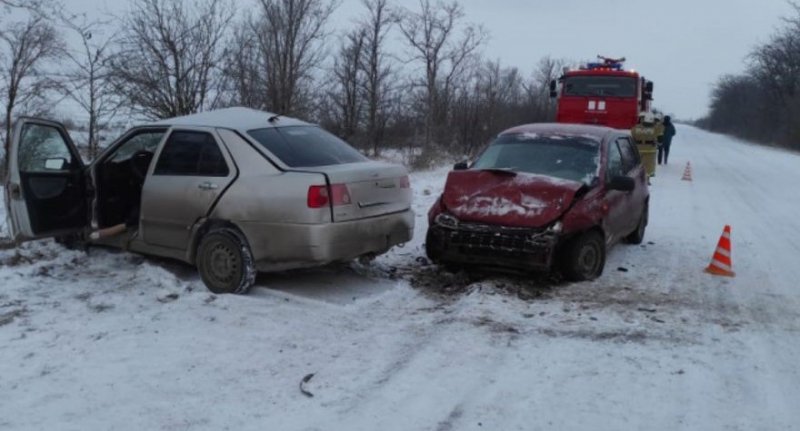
472,134,600,183
248,126,367,168
563,76,637,97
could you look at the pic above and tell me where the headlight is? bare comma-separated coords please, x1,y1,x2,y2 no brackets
547,221,563,234
434,213,459,228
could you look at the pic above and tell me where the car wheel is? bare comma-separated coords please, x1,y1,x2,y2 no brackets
424,229,442,263
197,228,256,294
562,230,606,281
625,203,648,245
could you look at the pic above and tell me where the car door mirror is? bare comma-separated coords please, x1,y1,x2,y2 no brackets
44,157,67,171
644,81,654,100
549,79,558,98
453,161,469,171
608,175,635,192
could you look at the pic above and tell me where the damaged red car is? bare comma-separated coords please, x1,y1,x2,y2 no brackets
425,123,649,281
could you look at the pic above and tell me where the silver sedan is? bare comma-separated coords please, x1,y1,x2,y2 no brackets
4,107,414,293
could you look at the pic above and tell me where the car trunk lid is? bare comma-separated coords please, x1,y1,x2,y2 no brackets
301,161,411,222
442,170,584,228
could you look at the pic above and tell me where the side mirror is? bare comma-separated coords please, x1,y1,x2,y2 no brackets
549,79,558,98
453,161,469,171
608,175,635,192
644,81,654,100
44,157,68,170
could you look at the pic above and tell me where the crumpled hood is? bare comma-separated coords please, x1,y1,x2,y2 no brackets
442,170,584,228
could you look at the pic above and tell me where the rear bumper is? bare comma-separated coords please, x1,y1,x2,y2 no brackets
239,209,414,272
426,222,559,272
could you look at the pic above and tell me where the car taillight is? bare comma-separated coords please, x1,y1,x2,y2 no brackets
307,184,351,208
329,184,351,206
307,185,329,208
399,175,410,189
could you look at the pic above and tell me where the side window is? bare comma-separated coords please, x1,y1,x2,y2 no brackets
153,131,229,177
606,141,624,181
18,123,77,173
616,137,639,173
109,130,167,162
196,138,229,176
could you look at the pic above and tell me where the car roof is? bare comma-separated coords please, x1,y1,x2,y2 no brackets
499,123,620,142
146,107,312,131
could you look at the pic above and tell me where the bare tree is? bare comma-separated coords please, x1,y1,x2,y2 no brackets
359,0,396,155
107,0,235,119
524,56,569,120
449,59,530,154
700,2,800,149
325,29,365,141
0,16,62,170
0,0,51,12
58,14,119,158
244,0,340,116
221,24,267,109
398,0,486,149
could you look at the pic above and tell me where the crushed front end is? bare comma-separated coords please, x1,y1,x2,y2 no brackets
426,213,562,272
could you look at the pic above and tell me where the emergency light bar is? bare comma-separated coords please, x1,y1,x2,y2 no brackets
581,55,626,71
584,62,623,71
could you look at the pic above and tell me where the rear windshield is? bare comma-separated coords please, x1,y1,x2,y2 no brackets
472,134,600,184
248,126,367,167
563,76,637,97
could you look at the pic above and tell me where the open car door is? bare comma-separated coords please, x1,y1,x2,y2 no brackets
3,117,88,242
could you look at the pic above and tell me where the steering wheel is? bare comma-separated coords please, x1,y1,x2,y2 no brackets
129,150,154,181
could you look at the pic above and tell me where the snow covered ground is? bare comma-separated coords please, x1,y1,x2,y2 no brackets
2,125,800,430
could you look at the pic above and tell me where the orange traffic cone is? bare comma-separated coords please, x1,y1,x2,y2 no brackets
682,162,693,181
705,225,735,277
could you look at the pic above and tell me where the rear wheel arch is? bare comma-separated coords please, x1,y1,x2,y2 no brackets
195,225,256,294
189,218,247,264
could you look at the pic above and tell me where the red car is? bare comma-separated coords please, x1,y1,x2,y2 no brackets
426,123,649,281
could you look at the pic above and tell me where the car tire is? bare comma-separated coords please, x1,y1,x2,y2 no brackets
424,229,442,263
625,203,648,245
562,230,606,282
197,228,256,294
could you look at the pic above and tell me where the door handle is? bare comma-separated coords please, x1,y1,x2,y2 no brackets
9,183,21,199
198,182,219,190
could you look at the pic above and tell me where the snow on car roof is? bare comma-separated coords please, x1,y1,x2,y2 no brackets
146,107,312,130
499,123,614,142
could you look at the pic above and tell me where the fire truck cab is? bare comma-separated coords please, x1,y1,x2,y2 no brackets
550,57,654,130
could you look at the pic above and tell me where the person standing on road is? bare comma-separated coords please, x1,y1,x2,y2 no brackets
658,115,677,165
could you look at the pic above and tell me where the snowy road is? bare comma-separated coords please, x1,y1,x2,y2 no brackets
1,125,800,430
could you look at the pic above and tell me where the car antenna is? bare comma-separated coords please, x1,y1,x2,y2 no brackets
268,113,282,123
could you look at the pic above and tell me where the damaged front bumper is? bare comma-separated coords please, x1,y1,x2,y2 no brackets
426,214,561,272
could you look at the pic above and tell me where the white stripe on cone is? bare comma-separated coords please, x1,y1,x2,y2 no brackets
710,261,733,272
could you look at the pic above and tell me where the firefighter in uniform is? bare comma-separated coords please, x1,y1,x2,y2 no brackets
631,112,659,180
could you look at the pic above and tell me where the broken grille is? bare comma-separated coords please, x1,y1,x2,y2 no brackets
448,229,550,255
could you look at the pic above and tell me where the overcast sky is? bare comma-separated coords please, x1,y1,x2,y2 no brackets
61,0,796,120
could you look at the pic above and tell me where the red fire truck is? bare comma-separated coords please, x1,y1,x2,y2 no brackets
550,56,654,130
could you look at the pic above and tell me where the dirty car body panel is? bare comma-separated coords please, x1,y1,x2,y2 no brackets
426,123,648,276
